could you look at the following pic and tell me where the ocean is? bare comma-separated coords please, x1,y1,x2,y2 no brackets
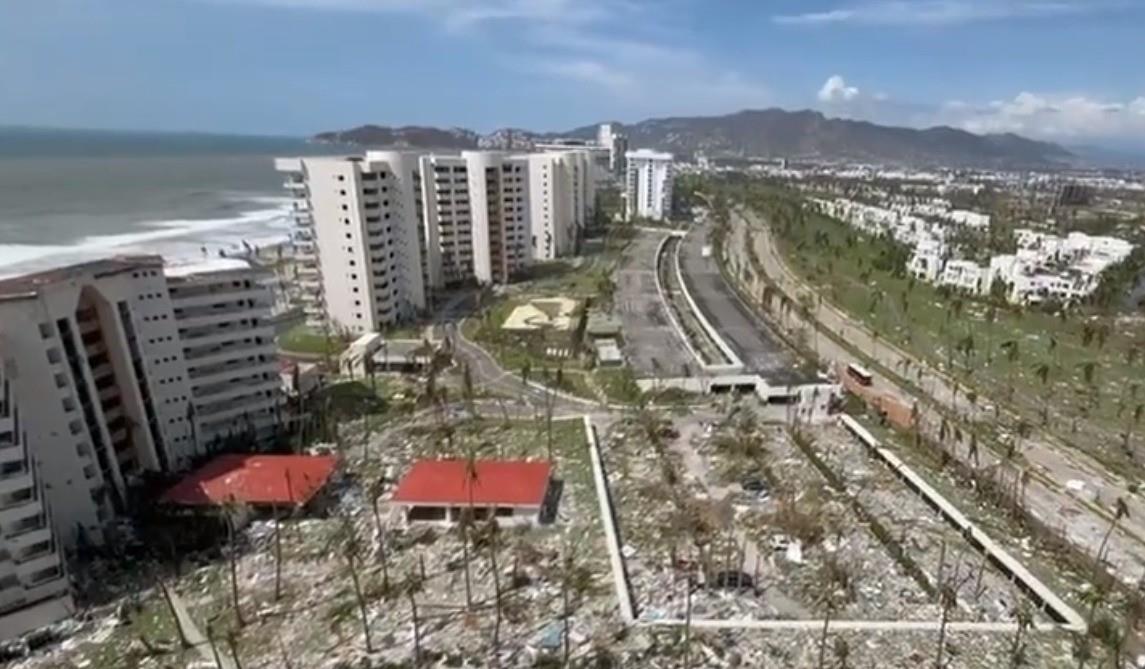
0,127,345,276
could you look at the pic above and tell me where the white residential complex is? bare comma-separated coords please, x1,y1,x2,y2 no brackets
277,149,595,333
0,256,280,553
814,197,1134,304
625,149,674,221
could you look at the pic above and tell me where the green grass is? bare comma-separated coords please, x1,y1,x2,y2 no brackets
743,190,1145,475
278,324,348,356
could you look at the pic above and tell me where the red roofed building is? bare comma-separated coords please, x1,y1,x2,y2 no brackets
160,454,337,508
390,459,554,525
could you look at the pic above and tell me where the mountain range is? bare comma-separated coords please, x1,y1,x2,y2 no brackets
313,108,1075,168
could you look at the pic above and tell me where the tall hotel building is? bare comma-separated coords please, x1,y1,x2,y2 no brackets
625,149,674,221
277,149,591,332
0,257,279,550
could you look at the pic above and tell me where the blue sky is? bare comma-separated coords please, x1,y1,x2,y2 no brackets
2,0,1144,145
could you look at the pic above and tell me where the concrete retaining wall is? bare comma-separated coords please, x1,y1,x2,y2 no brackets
583,415,636,623
839,413,1085,631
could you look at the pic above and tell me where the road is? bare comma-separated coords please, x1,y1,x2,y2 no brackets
725,206,1145,587
677,219,812,384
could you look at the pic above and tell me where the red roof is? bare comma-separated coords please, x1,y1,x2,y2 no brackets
390,459,552,507
161,454,337,507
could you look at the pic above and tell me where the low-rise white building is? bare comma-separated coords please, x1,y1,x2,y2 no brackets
817,196,1134,306
939,260,986,293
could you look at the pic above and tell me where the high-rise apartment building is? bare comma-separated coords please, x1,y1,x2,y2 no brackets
625,149,674,221
596,123,629,178
0,362,74,641
528,150,595,261
166,259,281,450
458,151,530,285
0,256,280,549
275,154,428,335
278,149,584,327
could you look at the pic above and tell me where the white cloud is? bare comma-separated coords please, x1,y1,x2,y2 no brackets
775,1,1110,26
210,0,604,27
936,92,1145,140
818,75,860,103
205,0,770,120
529,59,634,90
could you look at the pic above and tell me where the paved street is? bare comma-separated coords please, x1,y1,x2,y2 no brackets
677,219,813,385
728,206,1145,587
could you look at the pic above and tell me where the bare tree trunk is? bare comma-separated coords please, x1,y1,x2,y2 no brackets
683,573,693,669
935,598,951,668
408,590,422,665
461,514,474,611
226,516,245,627
817,606,832,669
206,622,225,669
227,631,245,669
274,504,283,601
346,550,374,652
489,530,503,654
370,495,390,589
562,556,571,668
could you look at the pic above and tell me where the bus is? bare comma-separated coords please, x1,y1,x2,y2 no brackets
845,363,874,387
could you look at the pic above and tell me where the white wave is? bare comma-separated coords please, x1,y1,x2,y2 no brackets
0,204,294,276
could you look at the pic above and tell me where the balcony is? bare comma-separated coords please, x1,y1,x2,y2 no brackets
198,394,280,426
284,179,307,190
196,390,280,422
185,341,273,368
193,374,278,404
178,325,275,350
190,360,277,389
170,288,267,310
175,306,263,331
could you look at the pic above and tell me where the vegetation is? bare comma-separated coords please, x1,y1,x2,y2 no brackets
278,323,348,356
711,178,1145,475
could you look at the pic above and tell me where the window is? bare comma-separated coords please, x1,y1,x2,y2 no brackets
46,348,62,364
38,323,52,339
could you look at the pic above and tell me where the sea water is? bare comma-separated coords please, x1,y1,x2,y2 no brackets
0,128,342,276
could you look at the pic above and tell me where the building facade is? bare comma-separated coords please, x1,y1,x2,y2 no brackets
0,361,74,641
278,149,596,327
166,259,282,450
0,257,281,550
527,150,594,261
625,149,674,221
275,155,428,335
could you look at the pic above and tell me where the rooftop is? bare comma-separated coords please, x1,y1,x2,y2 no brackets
160,454,337,507
0,255,164,300
390,459,552,507
164,257,254,278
